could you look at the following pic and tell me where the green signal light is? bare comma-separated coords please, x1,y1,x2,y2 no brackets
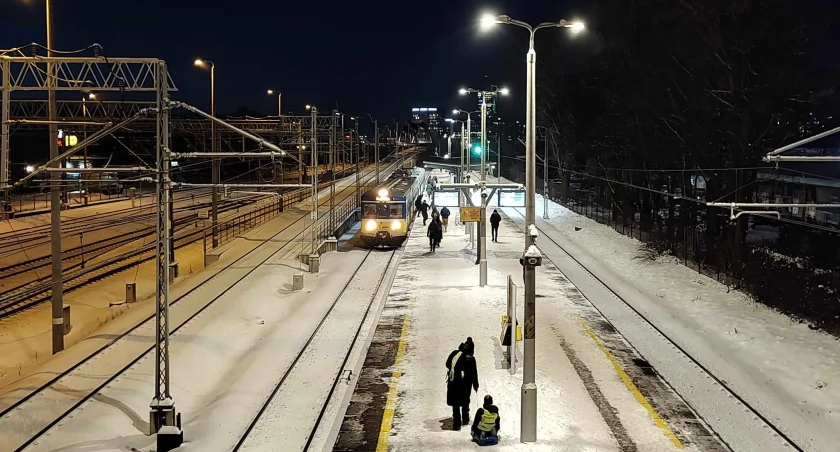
472,144,482,155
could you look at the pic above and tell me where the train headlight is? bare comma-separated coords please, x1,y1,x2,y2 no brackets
390,220,402,231
365,220,378,232
378,188,389,198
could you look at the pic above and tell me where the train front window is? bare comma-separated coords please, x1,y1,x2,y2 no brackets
363,203,404,218
363,204,379,218
387,203,403,218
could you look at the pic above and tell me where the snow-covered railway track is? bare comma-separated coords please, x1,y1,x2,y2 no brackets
0,210,319,451
508,207,801,452
232,248,398,452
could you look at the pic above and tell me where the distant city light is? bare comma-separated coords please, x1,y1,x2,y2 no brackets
25,165,34,173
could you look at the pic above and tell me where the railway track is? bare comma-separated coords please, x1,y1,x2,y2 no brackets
232,248,398,452
0,165,399,451
507,207,802,451
0,165,397,319
0,192,225,262
0,197,248,281
0,188,210,251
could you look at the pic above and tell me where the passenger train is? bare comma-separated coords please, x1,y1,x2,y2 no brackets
360,168,427,248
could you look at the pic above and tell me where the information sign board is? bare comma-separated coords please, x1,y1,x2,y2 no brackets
498,190,525,207
433,190,460,207
460,206,481,222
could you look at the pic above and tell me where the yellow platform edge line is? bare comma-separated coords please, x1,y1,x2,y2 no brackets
576,315,685,449
375,289,415,452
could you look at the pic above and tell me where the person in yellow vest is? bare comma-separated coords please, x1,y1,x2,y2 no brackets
471,395,500,445
445,337,479,430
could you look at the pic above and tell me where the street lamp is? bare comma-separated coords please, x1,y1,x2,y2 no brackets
446,117,466,180
480,12,584,443
267,89,282,116
452,109,480,176
459,86,509,288
193,57,219,247
305,104,319,264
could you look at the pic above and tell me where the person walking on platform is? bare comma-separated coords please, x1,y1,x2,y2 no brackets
440,206,451,231
433,216,443,247
445,337,479,430
428,218,442,252
490,210,502,242
471,395,501,445
415,196,422,217
420,200,429,225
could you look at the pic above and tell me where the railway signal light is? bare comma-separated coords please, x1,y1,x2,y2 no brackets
472,144,482,155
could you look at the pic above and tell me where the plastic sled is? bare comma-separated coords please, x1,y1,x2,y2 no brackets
472,432,499,446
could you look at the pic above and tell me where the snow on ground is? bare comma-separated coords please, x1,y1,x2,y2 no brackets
497,184,840,451
376,179,687,451
21,250,370,452
0,209,318,450
0,170,371,391
235,250,395,452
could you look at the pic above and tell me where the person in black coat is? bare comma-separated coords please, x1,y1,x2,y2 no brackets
420,200,429,225
427,219,442,252
415,196,422,217
490,209,502,242
445,337,479,430
472,395,501,441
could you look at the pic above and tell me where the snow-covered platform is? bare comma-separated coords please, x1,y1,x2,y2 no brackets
332,204,723,451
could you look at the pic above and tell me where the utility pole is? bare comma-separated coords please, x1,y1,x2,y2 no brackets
543,132,549,220
1,59,9,203
465,114,471,174
46,0,64,354
522,32,538,443
479,95,488,287
459,87,508,286
210,64,218,248
330,110,336,232
498,135,502,183
355,119,360,206
460,122,466,181
151,61,183,451
309,106,318,259
297,121,304,185
374,120,380,186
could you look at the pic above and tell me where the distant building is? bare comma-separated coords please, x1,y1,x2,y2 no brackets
411,108,444,141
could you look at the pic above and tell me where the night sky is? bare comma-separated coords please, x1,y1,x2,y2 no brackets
1,0,591,124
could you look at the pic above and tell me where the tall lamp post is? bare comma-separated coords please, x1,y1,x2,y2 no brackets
452,109,479,179
480,13,584,443
445,118,465,169
44,0,64,354
306,104,319,262
193,58,218,247
267,89,282,116
459,86,509,287
368,115,380,186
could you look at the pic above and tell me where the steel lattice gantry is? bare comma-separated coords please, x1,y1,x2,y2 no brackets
1,55,179,188
1,54,184,450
